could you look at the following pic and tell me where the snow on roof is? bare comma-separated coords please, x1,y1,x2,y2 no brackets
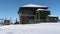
0,23,60,34
36,9,49,11
48,15,58,17
21,4,48,7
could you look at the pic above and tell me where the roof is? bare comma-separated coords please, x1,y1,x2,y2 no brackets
48,15,58,17
36,9,49,11
21,4,48,7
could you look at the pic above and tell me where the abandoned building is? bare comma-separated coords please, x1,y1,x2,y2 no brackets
3,19,10,25
18,4,58,24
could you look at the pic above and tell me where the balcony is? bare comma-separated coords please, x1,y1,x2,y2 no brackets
20,19,46,24
21,14,35,16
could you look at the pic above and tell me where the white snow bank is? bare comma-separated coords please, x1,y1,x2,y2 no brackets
0,23,60,34
21,4,48,7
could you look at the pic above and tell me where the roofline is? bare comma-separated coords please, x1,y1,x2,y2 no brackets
20,6,48,8
20,7,48,9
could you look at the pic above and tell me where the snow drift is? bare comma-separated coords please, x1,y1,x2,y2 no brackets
0,23,60,34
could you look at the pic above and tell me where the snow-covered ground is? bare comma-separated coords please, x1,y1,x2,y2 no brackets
0,22,60,34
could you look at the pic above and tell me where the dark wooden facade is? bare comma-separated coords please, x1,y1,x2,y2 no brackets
18,8,50,24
